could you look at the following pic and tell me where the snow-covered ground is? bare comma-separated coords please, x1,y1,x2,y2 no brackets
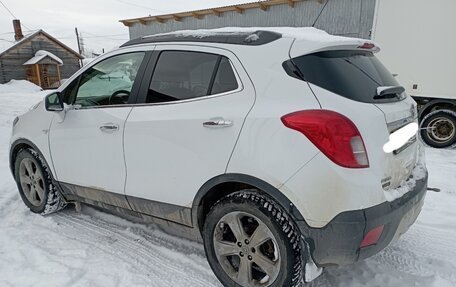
0,81,455,287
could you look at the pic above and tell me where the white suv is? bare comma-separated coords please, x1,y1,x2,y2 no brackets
9,28,428,286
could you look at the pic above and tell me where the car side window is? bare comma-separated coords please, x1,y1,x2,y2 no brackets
210,57,239,95
62,76,79,104
72,52,145,107
146,51,238,103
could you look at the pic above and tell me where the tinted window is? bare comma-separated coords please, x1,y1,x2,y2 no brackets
211,57,238,95
73,52,145,107
290,50,401,103
147,51,238,103
147,51,218,103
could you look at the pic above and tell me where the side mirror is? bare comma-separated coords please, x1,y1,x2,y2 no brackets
45,92,64,112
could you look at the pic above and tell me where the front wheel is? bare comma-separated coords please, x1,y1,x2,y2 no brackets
420,110,456,148
14,148,67,214
203,191,303,287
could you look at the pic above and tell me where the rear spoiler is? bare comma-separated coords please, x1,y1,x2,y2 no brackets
374,86,406,100
290,37,380,58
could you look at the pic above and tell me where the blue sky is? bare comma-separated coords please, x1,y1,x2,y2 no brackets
0,0,242,54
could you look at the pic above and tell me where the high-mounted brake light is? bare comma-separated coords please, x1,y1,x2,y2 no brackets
358,42,376,50
281,110,369,168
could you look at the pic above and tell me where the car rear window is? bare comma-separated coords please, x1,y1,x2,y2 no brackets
288,50,402,103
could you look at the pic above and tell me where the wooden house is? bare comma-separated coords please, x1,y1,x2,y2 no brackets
0,21,83,89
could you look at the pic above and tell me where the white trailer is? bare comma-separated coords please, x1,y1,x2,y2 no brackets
371,0,456,148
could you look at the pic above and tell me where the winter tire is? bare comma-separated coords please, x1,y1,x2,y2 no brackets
420,110,456,148
203,190,303,287
14,148,67,215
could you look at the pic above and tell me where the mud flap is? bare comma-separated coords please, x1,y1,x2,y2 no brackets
302,236,323,283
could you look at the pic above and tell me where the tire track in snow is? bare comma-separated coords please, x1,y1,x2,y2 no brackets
369,226,456,284
368,192,456,286
53,208,221,287
303,211,456,287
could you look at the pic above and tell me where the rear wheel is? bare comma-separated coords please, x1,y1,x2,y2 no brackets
203,190,303,287
14,148,67,214
420,110,456,148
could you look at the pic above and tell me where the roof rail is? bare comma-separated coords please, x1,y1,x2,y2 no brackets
120,30,282,47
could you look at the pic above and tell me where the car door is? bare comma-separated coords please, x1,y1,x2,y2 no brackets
123,45,255,224
49,51,149,207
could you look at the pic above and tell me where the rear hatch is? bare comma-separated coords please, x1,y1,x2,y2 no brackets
287,47,419,191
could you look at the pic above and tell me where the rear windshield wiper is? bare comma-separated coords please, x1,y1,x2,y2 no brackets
374,86,405,100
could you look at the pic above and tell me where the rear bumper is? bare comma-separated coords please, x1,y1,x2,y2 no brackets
298,171,428,266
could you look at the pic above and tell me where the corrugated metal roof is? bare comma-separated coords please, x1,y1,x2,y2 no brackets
119,0,308,26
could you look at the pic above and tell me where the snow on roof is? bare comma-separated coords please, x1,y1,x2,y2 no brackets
0,30,83,59
0,41,14,54
0,30,41,56
23,50,63,66
149,27,369,45
132,27,379,57
0,33,30,55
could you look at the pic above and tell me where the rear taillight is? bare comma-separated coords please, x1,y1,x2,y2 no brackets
281,110,369,168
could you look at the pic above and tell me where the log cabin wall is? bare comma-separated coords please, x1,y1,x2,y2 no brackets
0,31,82,85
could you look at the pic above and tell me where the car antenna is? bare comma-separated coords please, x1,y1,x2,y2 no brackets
312,0,330,27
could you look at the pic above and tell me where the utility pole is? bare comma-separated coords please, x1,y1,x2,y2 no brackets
75,27,82,67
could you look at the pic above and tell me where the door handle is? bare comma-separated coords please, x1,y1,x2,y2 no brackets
203,119,233,128
99,123,119,133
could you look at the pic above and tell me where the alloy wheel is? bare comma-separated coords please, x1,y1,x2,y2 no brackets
213,211,281,287
19,158,46,207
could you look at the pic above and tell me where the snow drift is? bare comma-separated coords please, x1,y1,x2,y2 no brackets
0,80,43,93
